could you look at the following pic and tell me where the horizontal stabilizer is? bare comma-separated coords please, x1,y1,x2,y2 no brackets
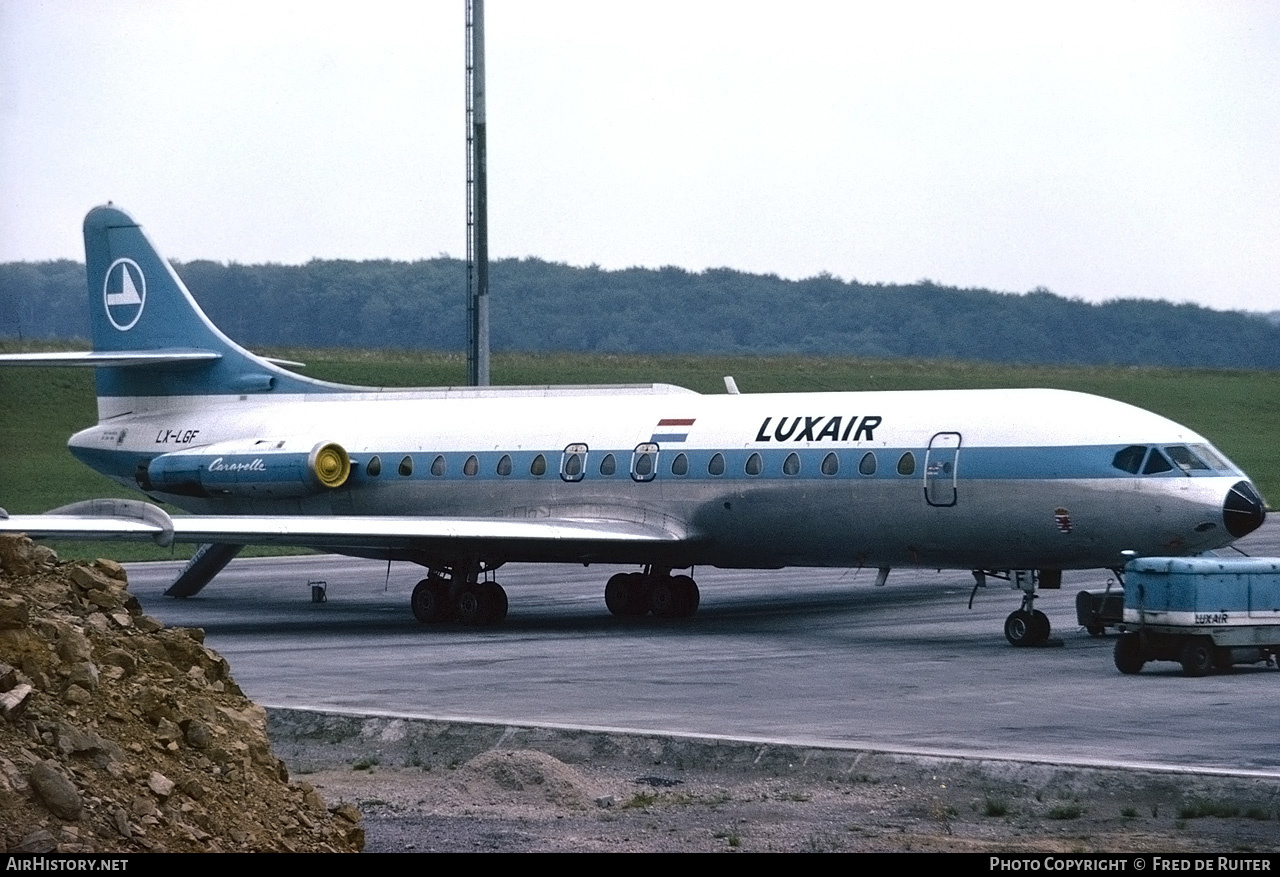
0,350,221,367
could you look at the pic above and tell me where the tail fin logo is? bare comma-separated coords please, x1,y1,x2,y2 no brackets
103,258,146,331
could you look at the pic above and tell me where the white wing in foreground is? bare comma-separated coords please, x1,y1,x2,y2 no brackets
0,500,686,557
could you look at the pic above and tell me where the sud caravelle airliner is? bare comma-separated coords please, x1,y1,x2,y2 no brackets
0,206,1268,645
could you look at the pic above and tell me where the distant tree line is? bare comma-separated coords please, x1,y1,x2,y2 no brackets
3,258,1279,369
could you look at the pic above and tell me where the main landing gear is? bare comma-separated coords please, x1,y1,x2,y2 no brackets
605,567,700,619
409,564,701,627
411,568,509,627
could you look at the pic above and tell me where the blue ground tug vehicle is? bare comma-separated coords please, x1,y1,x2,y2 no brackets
1114,556,1280,676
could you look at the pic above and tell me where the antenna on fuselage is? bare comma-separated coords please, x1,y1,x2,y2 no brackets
465,0,490,386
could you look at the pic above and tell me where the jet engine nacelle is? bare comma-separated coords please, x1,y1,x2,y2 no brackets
137,440,350,499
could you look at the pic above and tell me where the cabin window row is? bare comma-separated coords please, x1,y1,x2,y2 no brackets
361,448,917,482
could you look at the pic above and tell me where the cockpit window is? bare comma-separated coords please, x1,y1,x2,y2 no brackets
1164,445,1209,473
1191,443,1231,471
1142,448,1174,475
1112,445,1146,474
1117,444,1224,476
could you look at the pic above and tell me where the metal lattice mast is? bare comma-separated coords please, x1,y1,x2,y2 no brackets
465,0,490,386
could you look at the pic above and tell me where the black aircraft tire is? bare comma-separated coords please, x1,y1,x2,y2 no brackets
1004,610,1041,647
1114,633,1145,674
651,575,699,619
1031,610,1051,642
411,577,453,624
455,585,484,626
478,581,508,623
605,573,650,617
604,574,630,617
1179,638,1215,677
623,573,652,616
650,578,685,618
673,575,700,617
455,582,507,626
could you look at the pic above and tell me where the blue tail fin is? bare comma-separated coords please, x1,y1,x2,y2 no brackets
84,205,333,405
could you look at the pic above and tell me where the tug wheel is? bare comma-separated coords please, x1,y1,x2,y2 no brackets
1113,633,1145,674
1179,638,1215,677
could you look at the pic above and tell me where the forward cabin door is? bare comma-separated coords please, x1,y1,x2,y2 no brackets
924,432,961,507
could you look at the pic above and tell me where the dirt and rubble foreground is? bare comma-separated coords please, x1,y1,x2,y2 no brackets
0,534,364,852
273,713,1280,853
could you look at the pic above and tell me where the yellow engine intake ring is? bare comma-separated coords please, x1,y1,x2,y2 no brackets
308,442,351,489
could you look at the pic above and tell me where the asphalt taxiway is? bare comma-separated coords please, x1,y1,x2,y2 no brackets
124,519,1280,776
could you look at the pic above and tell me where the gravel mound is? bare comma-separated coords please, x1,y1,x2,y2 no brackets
0,534,364,853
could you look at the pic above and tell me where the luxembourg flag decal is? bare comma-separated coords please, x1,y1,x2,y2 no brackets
651,418,695,443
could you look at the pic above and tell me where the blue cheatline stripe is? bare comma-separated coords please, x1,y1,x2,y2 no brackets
650,433,689,443
72,443,1243,485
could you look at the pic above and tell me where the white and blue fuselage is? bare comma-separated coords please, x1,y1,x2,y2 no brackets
70,384,1257,572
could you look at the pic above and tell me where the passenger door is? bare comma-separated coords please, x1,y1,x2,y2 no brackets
924,432,961,507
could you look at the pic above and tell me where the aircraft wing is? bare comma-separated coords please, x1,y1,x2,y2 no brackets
0,500,689,563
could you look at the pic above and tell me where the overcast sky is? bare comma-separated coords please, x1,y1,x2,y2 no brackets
2,1,1278,312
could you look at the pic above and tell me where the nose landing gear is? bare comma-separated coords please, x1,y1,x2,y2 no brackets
1004,606,1051,647
972,569,1061,647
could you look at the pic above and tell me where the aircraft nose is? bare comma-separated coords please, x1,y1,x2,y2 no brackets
1223,480,1266,539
